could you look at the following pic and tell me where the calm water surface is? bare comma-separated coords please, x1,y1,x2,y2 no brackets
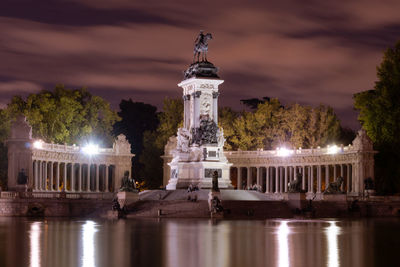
0,217,399,267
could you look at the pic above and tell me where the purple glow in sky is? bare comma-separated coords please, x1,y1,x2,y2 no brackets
1,0,400,129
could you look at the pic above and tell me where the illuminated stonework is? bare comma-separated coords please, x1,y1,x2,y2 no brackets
166,61,233,189
164,129,376,198
6,116,134,193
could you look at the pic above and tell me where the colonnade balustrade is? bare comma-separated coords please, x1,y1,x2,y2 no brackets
32,160,115,193
225,131,376,198
232,164,354,195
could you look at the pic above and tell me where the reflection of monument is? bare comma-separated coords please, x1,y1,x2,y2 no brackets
166,32,233,189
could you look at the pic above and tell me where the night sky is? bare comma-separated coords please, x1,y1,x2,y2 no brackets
1,0,400,129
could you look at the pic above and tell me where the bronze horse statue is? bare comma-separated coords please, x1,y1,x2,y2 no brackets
193,32,213,62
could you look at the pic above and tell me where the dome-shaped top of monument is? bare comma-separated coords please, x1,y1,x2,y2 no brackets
183,61,220,80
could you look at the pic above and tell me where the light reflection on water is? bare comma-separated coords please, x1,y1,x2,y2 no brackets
278,221,290,267
29,222,41,267
326,221,340,267
82,221,97,267
0,218,399,267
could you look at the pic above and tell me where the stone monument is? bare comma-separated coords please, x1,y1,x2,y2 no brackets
6,115,33,191
166,31,233,189
117,170,139,208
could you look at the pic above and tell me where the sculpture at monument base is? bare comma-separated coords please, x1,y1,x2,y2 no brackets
288,174,303,193
324,177,344,194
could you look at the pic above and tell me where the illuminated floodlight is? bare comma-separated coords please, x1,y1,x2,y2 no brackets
276,147,293,157
327,145,339,154
82,144,99,155
33,140,43,149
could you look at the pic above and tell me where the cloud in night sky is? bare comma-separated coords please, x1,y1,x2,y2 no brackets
1,0,400,129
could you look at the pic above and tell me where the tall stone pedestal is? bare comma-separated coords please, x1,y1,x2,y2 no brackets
165,60,233,190
167,157,232,189
322,193,347,201
117,191,139,208
284,192,307,210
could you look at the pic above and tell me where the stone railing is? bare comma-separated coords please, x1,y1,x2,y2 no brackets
225,145,353,158
0,191,115,200
39,142,114,154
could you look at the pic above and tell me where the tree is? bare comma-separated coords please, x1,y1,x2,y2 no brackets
6,85,120,146
113,99,158,179
218,107,239,150
223,98,341,151
354,40,400,193
138,97,183,188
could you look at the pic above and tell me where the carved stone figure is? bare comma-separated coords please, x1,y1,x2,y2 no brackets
164,136,177,155
191,119,218,145
10,115,32,140
189,146,202,161
324,177,344,194
200,93,212,116
177,128,190,152
288,174,302,193
193,31,213,62
119,171,137,192
352,129,373,151
217,128,225,147
114,134,131,154
212,171,220,192
17,168,28,184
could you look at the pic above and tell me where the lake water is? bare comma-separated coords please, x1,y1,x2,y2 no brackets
0,217,399,267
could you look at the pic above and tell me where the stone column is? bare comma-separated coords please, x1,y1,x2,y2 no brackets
339,164,344,191
280,167,284,193
183,95,187,129
325,164,329,190
352,163,356,193
333,164,337,180
78,164,82,192
212,92,219,123
87,164,90,192
193,91,201,128
43,162,47,191
63,163,67,191
317,165,322,193
237,167,242,190
36,160,40,190
275,167,278,193
256,167,260,187
56,162,60,192
284,166,288,193
38,161,42,191
358,161,364,194
105,165,109,192
266,167,270,193
96,164,100,192
50,162,54,191
294,166,297,181
308,166,312,193
71,163,75,192
346,164,351,193
247,167,251,189
289,166,293,182
302,166,306,190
